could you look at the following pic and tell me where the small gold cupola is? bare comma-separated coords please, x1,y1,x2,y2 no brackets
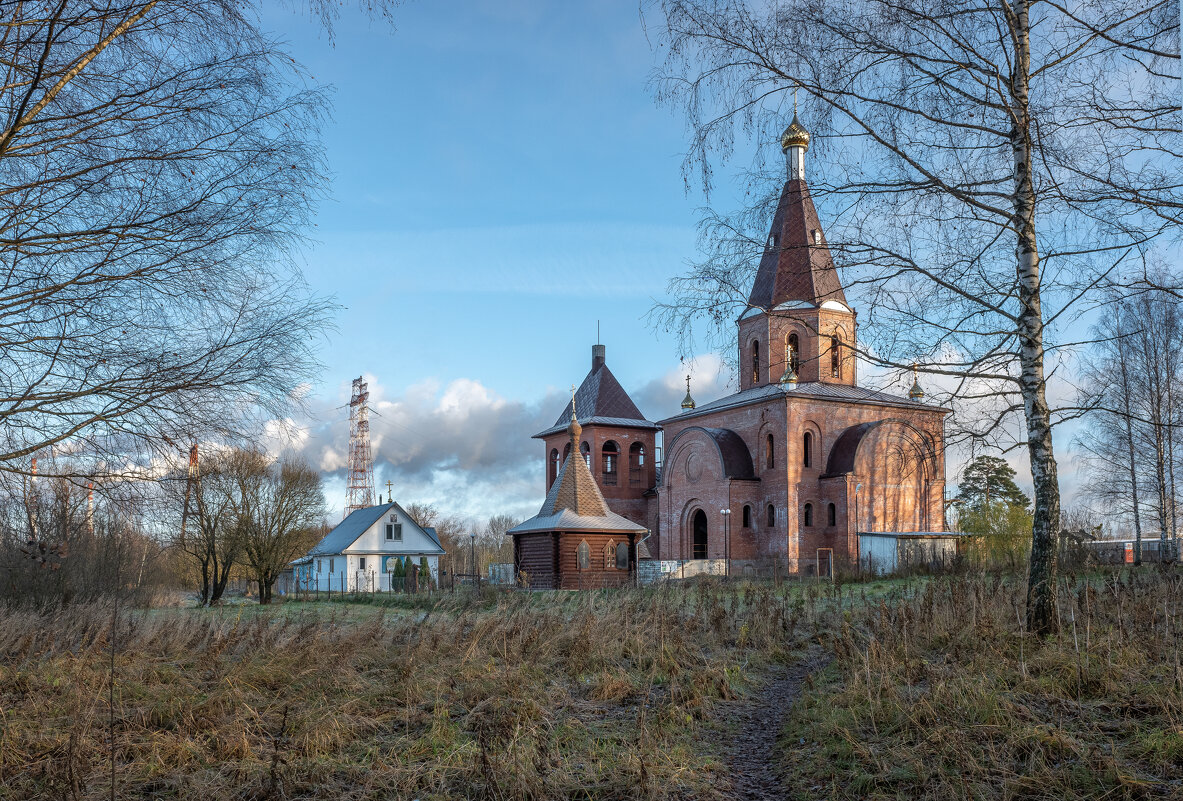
780,113,810,153
681,375,696,411
908,364,926,400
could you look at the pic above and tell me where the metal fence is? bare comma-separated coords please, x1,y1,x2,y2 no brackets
277,570,437,599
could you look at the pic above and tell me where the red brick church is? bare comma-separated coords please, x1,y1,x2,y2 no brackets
511,116,948,578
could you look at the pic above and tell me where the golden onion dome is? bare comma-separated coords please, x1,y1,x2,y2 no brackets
780,114,810,152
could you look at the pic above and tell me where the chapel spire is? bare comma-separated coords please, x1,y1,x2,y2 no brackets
746,113,847,311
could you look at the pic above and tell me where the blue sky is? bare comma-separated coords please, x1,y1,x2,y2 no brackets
258,1,1062,525
261,2,744,520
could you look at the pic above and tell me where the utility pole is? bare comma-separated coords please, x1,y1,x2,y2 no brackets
344,376,376,518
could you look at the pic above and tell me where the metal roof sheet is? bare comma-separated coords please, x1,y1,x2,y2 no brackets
659,381,938,424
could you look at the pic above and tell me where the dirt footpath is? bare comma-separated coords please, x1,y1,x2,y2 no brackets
719,650,831,800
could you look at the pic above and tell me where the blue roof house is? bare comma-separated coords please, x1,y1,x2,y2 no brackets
291,502,445,592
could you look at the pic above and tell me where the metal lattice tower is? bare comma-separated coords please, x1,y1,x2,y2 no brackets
344,376,376,518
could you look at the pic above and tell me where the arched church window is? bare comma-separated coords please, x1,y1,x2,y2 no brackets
804,503,813,527
616,542,629,570
629,442,645,486
563,442,571,461
742,505,751,528
602,441,619,485
549,449,560,486
751,340,761,384
803,432,812,468
831,336,841,378
828,503,837,526
604,540,615,569
766,504,776,527
577,540,590,570
788,333,800,375
580,441,590,468
766,434,775,469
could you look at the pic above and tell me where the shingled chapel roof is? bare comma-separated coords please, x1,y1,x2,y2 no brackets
510,411,647,536
747,117,846,310
533,345,657,438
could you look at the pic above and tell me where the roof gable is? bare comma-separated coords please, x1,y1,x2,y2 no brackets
308,502,445,556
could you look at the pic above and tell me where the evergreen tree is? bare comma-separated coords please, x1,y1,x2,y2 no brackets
419,557,432,589
957,456,1030,512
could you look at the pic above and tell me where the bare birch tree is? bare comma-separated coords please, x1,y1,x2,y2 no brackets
648,0,1180,633
1078,284,1183,562
0,2,395,480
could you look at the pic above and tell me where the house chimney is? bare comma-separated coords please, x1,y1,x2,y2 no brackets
592,344,606,371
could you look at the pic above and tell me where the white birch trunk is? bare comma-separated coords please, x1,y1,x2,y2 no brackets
1010,0,1059,635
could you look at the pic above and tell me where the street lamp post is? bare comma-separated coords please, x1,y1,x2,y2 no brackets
720,508,732,577
469,532,478,589
854,483,863,573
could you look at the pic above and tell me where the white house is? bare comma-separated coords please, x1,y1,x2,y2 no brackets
291,502,446,592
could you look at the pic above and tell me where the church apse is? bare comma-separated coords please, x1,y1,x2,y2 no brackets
844,421,943,534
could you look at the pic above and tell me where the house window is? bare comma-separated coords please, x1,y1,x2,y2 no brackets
329,557,335,573
788,333,800,375
577,540,590,570
742,505,751,528
549,448,560,486
604,540,616,569
359,556,367,571
616,542,629,570
804,504,813,527
766,434,775,469
803,432,812,468
766,504,776,527
831,336,841,378
580,441,591,468
828,503,837,526
386,523,402,541
316,559,322,572
751,340,761,384
629,442,646,486
602,441,619,485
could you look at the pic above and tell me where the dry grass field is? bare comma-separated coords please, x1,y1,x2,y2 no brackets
1,570,1179,800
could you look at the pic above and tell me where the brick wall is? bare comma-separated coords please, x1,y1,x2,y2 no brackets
658,394,946,573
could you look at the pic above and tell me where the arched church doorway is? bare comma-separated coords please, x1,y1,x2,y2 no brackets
692,510,708,559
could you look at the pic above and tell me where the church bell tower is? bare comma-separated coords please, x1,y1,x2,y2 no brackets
739,114,857,390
